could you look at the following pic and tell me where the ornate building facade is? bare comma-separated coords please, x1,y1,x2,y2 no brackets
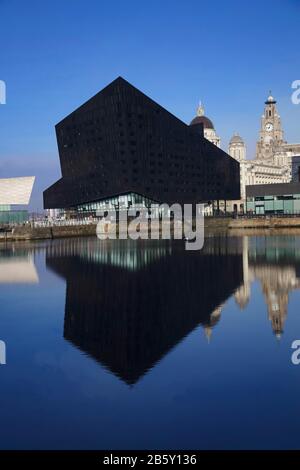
190,102,221,148
227,93,300,212
189,103,222,214
193,93,300,213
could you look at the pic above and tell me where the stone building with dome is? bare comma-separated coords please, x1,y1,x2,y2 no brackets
189,103,223,214
191,93,300,214
190,102,221,148
228,93,300,213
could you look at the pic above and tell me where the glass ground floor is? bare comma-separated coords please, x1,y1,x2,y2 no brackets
75,192,159,215
246,194,300,215
0,210,28,224
0,205,29,224
59,192,205,220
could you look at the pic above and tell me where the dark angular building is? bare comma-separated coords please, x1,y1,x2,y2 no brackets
44,77,240,212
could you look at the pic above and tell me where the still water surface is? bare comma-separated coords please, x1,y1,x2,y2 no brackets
0,235,300,449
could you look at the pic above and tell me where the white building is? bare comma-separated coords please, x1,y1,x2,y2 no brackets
0,176,35,224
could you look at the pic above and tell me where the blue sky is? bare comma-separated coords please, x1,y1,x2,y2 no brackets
0,0,300,210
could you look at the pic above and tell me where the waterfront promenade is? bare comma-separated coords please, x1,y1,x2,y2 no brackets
2,214,300,241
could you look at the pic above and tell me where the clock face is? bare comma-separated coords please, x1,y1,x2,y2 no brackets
265,122,273,132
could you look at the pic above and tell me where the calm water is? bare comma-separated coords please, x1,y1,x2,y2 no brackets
1,234,300,450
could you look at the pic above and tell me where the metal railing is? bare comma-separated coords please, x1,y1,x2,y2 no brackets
32,218,99,228
3,211,300,230
235,212,300,219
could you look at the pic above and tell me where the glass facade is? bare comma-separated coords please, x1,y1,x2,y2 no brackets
0,210,29,224
246,194,300,215
76,192,159,214
64,192,193,220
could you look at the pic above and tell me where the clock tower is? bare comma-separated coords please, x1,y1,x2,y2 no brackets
255,92,285,161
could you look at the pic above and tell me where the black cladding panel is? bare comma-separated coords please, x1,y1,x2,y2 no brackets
44,77,240,208
246,182,300,198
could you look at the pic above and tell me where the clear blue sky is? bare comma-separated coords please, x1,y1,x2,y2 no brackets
0,0,299,210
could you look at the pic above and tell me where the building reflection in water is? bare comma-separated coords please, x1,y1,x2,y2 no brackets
45,235,300,384
234,236,300,338
46,237,244,385
0,246,39,284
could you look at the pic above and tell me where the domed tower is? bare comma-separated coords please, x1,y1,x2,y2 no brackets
189,102,221,148
228,133,246,162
